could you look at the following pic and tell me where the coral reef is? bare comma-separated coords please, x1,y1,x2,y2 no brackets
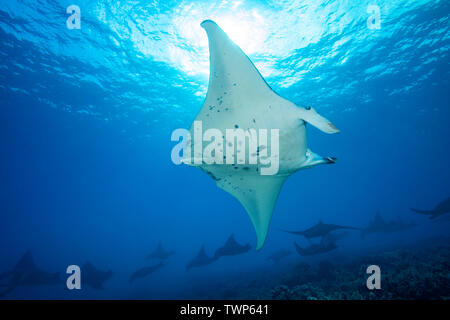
269,244,450,300
174,238,449,300
207,241,449,300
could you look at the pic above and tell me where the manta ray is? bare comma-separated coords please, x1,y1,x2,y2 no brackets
280,221,359,240
213,234,251,260
0,250,60,297
411,196,450,219
183,20,339,250
82,261,112,290
186,245,216,271
146,241,175,260
360,212,416,238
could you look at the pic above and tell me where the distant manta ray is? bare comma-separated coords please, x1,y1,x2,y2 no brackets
411,197,450,219
280,221,359,240
186,245,216,271
82,262,112,290
360,212,416,238
0,251,60,297
213,234,251,260
147,241,175,260
183,20,339,249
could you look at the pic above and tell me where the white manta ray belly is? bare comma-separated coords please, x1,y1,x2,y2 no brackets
184,20,339,249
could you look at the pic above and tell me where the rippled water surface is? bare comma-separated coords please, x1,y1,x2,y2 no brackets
1,0,448,133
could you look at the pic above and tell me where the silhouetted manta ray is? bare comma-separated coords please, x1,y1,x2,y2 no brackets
280,221,359,240
360,212,416,238
267,249,292,264
82,261,112,290
146,241,175,260
129,262,164,283
186,245,216,271
0,250,60,297
411,197,450,219
182,20,339,249
213,234,251,260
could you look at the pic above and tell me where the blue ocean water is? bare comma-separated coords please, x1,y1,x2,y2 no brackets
0,0,449,299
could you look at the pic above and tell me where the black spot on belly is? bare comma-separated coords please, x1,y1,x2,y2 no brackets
205,170,221,181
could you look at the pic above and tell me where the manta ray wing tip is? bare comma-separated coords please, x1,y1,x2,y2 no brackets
200,20,217,28
255,231,269,251
328,122,340,133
